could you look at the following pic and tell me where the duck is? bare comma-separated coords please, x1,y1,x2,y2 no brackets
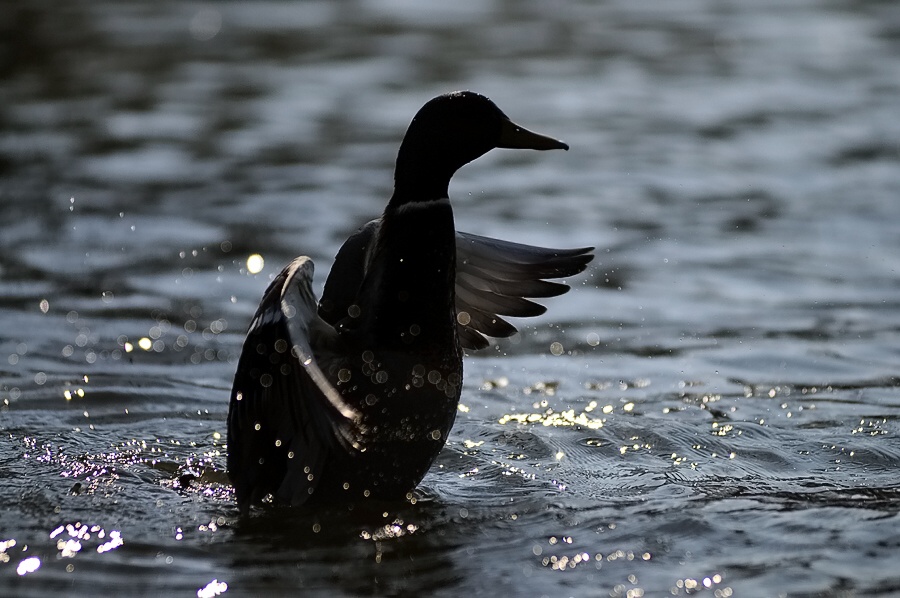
227,91,593,513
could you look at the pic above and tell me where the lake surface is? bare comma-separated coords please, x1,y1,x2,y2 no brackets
2,0,900,596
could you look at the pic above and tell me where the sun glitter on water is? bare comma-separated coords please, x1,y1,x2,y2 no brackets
246,254,264,274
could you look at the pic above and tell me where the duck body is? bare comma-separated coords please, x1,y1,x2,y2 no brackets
227,91,593,512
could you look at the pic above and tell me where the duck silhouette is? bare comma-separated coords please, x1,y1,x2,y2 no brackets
227,91,593,513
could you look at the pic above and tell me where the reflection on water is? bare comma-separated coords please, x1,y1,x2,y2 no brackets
2,0,900,595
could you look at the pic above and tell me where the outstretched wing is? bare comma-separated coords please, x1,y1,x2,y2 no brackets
455,232,594,350
317,221,593,352
227,256,364,512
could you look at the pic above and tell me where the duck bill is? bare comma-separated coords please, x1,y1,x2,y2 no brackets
498,118,569,151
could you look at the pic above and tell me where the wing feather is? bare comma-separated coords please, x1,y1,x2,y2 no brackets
227,257,364,512
455,232,593,350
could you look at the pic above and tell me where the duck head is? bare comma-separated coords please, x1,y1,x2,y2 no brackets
391,91,568,203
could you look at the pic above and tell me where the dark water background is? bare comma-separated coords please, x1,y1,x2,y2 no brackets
2,1,900,596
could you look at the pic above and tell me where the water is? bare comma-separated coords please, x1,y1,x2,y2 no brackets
2,0,900,595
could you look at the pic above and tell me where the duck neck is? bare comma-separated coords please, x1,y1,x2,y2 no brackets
389,179,450,206
388,141,457,207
